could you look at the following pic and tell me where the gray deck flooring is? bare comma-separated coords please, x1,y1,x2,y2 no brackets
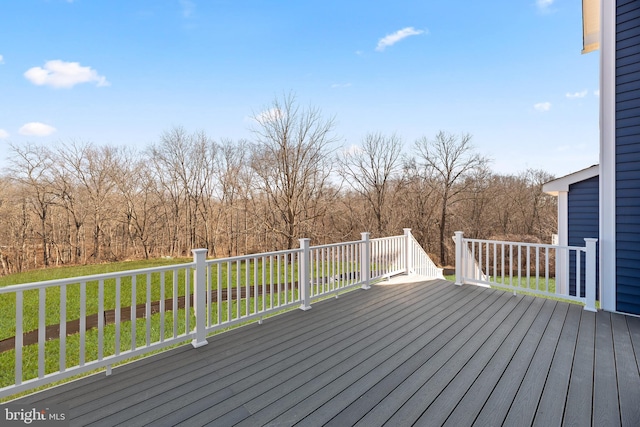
6,279,640,426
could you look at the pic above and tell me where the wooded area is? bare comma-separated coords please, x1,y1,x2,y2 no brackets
0,94,557,275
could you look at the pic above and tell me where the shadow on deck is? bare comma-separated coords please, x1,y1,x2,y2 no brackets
4,279,640,426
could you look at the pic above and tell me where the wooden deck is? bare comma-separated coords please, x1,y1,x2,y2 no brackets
5,279,640,426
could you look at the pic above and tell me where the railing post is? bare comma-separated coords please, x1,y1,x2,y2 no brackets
299,238,312,310
404,228,413,275
584,238,598,312
454,231,464,286
361,232,371,289
191,249,209,348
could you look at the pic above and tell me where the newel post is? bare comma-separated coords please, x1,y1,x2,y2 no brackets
299,238,312,310
404,228,413,275
454,231,464,286
191,249,209,348
584,238,598,312
361,232,371,290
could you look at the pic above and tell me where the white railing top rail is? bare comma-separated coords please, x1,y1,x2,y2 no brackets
0,236,413,296
0,262,195,293
310,239,364,251
370,235,404,241
462,236,586,252
205,248,301,265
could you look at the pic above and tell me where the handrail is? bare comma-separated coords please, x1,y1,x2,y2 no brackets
453,231,597,311
0,263,196,294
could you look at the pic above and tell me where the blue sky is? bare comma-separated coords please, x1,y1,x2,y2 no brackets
0,0,599,177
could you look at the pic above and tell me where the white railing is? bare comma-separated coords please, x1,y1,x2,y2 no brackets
370,234,406,280
0,263,196,399
453,231,597,311
406,229,444,278
0,229,441,398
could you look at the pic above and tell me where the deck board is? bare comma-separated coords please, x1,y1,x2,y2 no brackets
89,283,444,423
438,296,547,427
354,290,527,427
500,302,569,426
417,296,540,426
292,287,502,427
561,308,595,427
474,300,567,427
87,284,448,426
612,314,640,426
323,289,511,427
3,278,640,427
593,312,622,427
125,282,462,426
203,285,488,426
533,303,582,427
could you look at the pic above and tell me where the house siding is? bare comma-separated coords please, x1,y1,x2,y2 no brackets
568,177,599,298
616,0,640,315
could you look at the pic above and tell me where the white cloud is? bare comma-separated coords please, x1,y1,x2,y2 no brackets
537,0,554,11
255,108,284,124
594,90,600,97
0,55,4,64
0,129,9,139
534,102,551,112
24,60,109,88
180,0,195,18
331,83,352,89
376,27,425,52
566,90,588,99
19,122,57,136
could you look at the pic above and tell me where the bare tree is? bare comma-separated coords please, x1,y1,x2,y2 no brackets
148,127,218,255
188,131,219,253
112,150,162,259
414,131,490,265
397,157,439,256
7,143,57,266
456,164,496,239
510,169,557,237
216,139,253,256
56,141,122,261
50,155,86,263
338,132,403,235
0,176,32,273
250,93,338,249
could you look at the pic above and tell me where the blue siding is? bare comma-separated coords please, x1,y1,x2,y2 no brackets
567,177,599,298
616,0,640,315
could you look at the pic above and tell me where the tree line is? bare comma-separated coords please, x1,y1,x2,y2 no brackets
0,94,557,275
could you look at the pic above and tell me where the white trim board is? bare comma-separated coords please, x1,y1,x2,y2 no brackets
542,165,599,195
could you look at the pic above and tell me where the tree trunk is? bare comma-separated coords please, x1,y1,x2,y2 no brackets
439,197,447,266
